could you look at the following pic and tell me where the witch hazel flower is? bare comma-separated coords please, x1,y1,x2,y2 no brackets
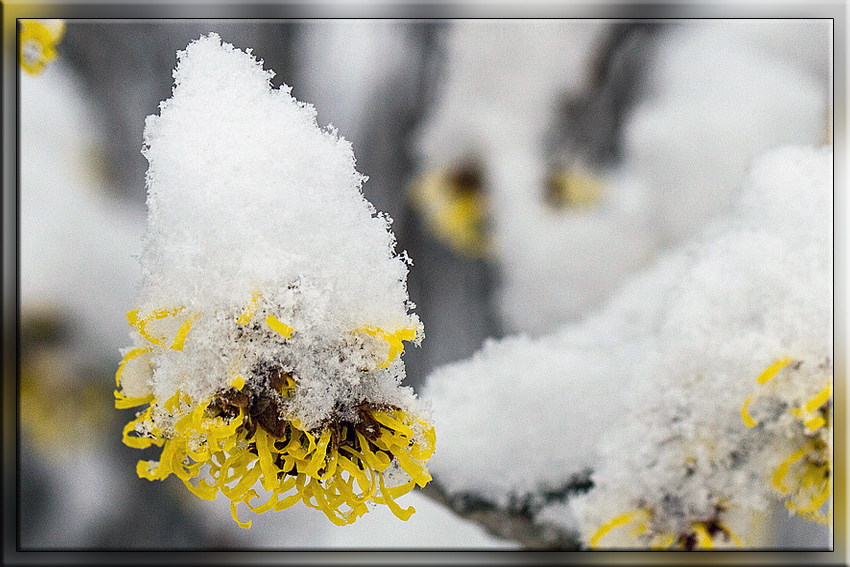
114,34,434,528
572,145,832,549
577,357,773,550
18,19,66,75
585,353,833,549
741,355,833,526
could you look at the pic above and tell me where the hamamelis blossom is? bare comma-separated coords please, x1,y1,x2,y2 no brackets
116,302,434,526
19,19,65,75
410,164,489,258
569,145,832,549
115,34,434,527
741,356,832,527
588,354,833,548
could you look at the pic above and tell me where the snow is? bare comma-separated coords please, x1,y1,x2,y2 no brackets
414,20,830,336
19,20,834,550
414,21,607,172
424,144,832,546
295,21,415,152
498,20,829,335
132,33,424,429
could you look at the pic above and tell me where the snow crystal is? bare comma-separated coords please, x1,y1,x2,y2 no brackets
127,33,423,429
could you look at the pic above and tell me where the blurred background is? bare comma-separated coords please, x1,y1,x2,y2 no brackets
16,18,834,550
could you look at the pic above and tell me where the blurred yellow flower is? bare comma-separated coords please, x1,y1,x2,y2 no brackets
411,166,488,258
545,166,604,210
19,19,66,75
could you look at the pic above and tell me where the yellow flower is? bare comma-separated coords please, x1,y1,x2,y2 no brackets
545,166,604,210
590,507,743,550
741,356,832,527
116,299,435,527
19,19,66,75
21,375,108,460
410,165,489,258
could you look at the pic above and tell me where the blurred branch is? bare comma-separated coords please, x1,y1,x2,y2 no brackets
419,470,593,549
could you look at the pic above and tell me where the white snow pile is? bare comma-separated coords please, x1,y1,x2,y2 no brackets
424,145,832,547
122,33,424,430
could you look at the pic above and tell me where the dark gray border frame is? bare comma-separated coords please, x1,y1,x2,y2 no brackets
3,2,846,564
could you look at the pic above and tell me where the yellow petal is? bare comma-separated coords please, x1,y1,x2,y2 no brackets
773,445,810,493
171,313,200,351
741,396,758,428
804,385,832,413
265,315,294,338
114,392,155,410
756,356,793,384
237,291,262,326
590,509,651,549
805,416,826,431
692,523,713,549
230,500,252,529
115,347,150,388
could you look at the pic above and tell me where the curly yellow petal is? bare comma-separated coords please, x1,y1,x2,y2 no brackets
741,396,758,428
115,392,155,410
375,474,415,521
115,347,150,388
773,445,810,493
171,313,200,351
756,356,793,384
230,501,252,529
354,326,417,368
133,306,185,346
590,509,652,549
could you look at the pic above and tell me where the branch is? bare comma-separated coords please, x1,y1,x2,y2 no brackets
419,470,593,549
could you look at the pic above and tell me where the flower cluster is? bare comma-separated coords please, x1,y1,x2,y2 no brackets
116,296,435,527
115,34,435,527
586,354,833,549
409,162,606,260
